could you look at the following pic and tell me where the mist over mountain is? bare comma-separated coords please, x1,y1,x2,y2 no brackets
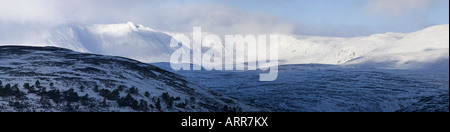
1,22,175,63
1,22,447,71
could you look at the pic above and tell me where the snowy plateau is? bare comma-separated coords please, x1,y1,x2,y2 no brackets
0,22,448,112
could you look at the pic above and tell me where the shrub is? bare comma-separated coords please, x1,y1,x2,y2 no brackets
79,85,85,92
80,94,90,106
63,88,79,103
46,89,62,103
128,87,138,95
144,91,151,98
155,98,161,111
35,80,40,88
0,84,12,97
117,94,140,110
93,85,100,92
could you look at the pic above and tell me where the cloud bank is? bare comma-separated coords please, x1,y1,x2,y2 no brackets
0,0,447,39
0,0,296,37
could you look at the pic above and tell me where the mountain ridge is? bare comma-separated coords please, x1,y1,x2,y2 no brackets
0,22,448,70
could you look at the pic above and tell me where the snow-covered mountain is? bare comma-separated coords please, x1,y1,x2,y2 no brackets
279,24,449,70
2,22,175,63
345,25,449,70
147,24,449,112
1,22,447,70
0,22,447,112
0,46,259,112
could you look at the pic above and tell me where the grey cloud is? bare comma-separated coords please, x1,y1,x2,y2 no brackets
0,0,296,37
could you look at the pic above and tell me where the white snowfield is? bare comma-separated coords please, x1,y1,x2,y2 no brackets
279,24,449,69
2,22,175,63
1,22,448,70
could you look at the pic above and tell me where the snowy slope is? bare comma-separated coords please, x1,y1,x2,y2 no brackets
0,22,447,70
163,24,448,70
153,62,449,112
277,32,406,64
0,46,260,112
346,25,449,70
396,94,449,112
2,22,176,63
279,25,449,69
0,22,447,112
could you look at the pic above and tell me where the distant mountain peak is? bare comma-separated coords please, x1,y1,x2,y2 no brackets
40,22,176,63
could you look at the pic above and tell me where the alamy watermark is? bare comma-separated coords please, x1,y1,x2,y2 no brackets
169,27,278,81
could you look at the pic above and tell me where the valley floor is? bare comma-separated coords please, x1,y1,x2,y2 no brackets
154,63,449,112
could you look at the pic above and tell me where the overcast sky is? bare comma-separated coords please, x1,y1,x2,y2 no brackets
0,0,448,37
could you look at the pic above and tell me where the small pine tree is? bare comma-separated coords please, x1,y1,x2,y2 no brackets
102,98,108,107
139,99,148,111
166,98,174,109
131,99,139,110
39,96,52,108
99,89,112,100
35,80,41,88
111,89,120,100
81,94,89,106
63,88,79,103
79,85,85,92
118,86,125,91
23,83,31,89
38,87,47,96
117,93,139,110
128,87,138,95
144,91,151,98
11,84,21,96
161,92,170,101
93,85,99,92
0,82,3,95
5,84,11,91
0,84,12,96
155,98,161,111
47,89,61,103
65,102,75,112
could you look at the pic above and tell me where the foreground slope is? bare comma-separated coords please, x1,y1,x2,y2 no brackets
0,46,258,112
